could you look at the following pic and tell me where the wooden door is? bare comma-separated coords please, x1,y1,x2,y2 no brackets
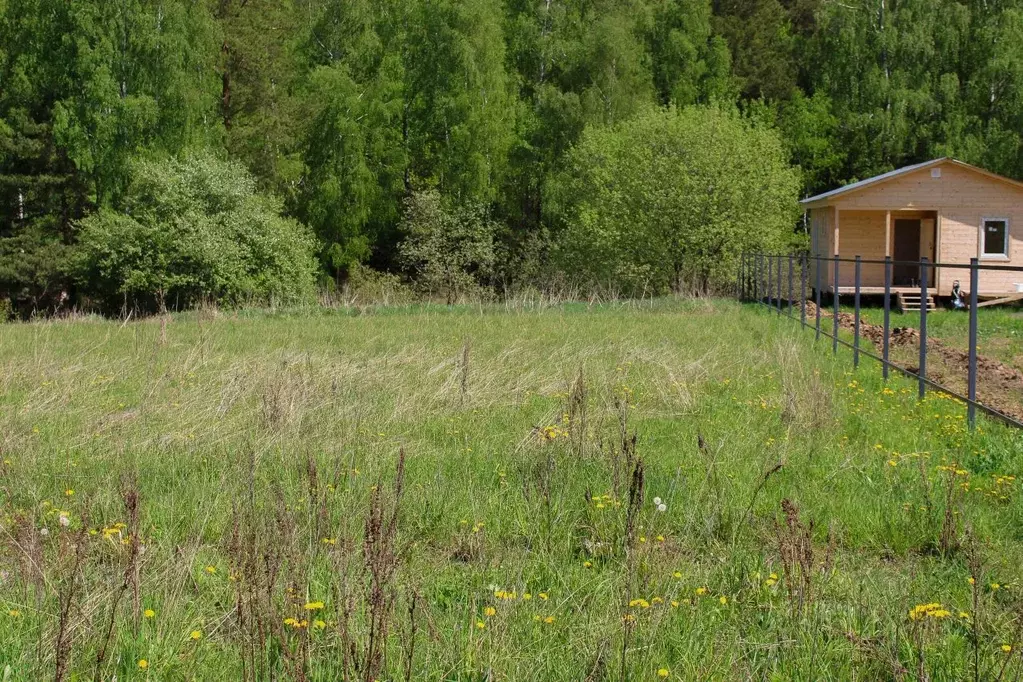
920,218,936,262
893,219,921,285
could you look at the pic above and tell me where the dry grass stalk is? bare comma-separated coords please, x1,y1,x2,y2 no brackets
776,498,815,616
54,517,90,682
569,367,588,457
938,468,964,557
618,457,644,682
93,478,142,680
459,339,471,404
361,447,407,681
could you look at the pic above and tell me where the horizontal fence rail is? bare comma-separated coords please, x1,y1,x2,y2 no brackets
737,252,1023,431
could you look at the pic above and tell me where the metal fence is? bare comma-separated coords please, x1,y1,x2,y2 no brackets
737,253,1023,430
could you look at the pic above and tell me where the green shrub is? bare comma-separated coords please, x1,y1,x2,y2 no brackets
73,153,318,312
397,190,496,304
550,105,801,295
342,263,414,306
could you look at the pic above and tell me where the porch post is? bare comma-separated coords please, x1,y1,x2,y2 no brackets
833,206,840,256
884,210,891,257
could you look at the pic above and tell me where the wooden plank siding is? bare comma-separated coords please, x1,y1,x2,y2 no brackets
806,161,1023,296
830,211,887,286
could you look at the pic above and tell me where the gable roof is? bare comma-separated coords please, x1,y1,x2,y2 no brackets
800,158,1023,208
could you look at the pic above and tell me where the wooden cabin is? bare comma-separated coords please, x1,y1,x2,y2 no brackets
802,158,1023,303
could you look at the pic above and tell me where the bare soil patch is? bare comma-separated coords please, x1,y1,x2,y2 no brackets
801,301,1023,421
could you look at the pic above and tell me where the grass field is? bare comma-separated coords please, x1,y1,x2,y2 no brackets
1,300,1023,681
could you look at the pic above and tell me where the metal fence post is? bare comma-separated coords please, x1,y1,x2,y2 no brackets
738,253,744,301
832,254,840,354
883,256,891,381
854,255,861,368
754,254,759,303
788,254,794,317
740,253,748,300
746,253,751,302
918,257,929,399
767,255,773,308
777,254,783,315
815,255,822,340
800,254,807,328
968,258,979,428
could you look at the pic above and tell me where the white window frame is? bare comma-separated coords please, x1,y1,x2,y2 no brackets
979,217,1010,260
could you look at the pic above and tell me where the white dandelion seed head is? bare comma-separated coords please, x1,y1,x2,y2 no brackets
657,503,667,513
653,497,662,506
58,514,70,528
39,527,49,537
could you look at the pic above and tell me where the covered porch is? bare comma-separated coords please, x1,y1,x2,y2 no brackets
810,206,942,294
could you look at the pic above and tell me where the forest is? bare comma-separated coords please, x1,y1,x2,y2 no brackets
2,0,1023,313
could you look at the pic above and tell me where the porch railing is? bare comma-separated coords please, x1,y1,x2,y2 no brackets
737,253,1023,430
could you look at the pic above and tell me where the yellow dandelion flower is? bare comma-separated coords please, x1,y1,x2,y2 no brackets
138,659,149,670
304,601,325,611
539,592,549,600
314,619,327,629
719,596,728,605
522,593,532,601
657,669,670,678
8,609,21,617
1003,644,1013,653
583,561,593,568
672,571,682,579
543,616,555,624
475,620,486,630
205,566,216,575
484,607,496,617
695,587,707,596
189,630,202,641
144,609,155,618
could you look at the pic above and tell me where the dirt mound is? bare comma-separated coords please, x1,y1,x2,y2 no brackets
801,303,918,347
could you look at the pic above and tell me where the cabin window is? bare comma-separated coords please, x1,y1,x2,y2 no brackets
981,218,1009,258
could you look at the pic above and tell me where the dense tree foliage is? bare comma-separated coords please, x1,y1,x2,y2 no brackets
2,0,1023,310
74,154,318,312
552,106,800,294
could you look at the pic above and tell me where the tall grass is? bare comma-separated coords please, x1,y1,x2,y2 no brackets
0,299,1021,680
